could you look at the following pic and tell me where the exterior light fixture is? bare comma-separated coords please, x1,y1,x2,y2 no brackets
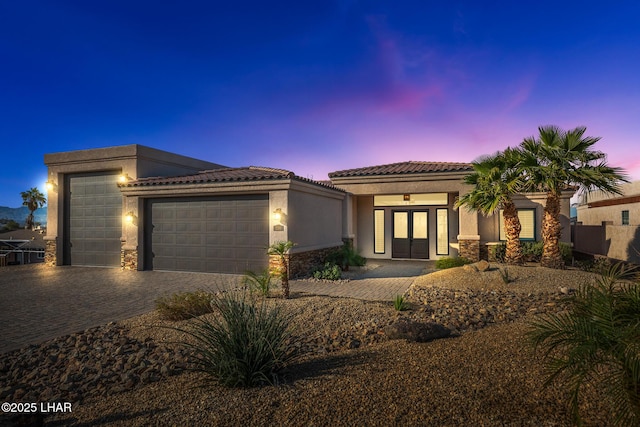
273,208,283,222
125,211,136,224
118,174,130,184
46,180,57,192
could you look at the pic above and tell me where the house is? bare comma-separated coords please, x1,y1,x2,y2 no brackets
573,181,640,263
0,229,46,266
44,145,572,274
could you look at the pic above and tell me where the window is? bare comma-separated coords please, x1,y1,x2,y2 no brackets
374,193,448,206
374,210,385,253
436,208,449,255
622,210,630,225
499,209,535,241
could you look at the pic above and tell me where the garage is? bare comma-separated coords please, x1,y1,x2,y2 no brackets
64,172,122,267
147,195,269,274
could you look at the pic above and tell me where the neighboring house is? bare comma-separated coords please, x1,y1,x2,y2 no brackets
574,181,640,263
0,229,46,266
44,145,573,275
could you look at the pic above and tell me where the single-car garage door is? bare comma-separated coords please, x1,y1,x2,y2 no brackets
147,196,269,274
65,172,122,267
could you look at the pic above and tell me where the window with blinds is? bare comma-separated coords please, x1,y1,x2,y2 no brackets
499,209,535,241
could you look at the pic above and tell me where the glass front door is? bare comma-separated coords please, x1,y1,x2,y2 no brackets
392,210,429,259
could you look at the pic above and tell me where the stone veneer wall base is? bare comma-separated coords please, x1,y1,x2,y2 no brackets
45,240,57,267
458,239,480,262
269,246,341,279
121,249,138,270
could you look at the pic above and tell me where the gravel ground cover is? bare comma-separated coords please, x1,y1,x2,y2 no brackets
1,263,611,426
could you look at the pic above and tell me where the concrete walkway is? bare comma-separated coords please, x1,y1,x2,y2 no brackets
291,259,434,301
0,260,433,354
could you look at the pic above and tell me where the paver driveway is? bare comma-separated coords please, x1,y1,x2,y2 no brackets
0,260,432,354
0,265,244,354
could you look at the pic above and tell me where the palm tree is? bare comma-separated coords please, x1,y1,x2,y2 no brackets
20,187,46,230
528,263,640,426
456,149,524,265
267,241,295,299
519,125,628,269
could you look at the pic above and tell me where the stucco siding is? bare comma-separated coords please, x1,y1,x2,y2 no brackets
287,188,344,252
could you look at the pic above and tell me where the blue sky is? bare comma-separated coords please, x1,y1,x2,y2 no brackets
1,1,639,207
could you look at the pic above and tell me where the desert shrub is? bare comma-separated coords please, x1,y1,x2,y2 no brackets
435,256,472,269
498,268,511,284
521,241,543,262
490,243,506,262
528,263,640,426
155,290,213,320
178,290,298,387
327,242,366,271
243,269,272,297
494,241,572,264
577,257,614,274
393,294,409,311
313,262,342,280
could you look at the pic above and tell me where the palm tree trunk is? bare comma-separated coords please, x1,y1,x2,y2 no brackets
502,200,523,265
541,192,564,269
280,254,290,299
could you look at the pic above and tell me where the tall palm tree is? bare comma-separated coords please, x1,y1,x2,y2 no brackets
519,125,628,269
456,149,524,265
20,187,46,230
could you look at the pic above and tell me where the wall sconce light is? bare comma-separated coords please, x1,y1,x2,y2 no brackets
125,211,137,224
273,208,283,222
46,180,58,192
118,174,131,184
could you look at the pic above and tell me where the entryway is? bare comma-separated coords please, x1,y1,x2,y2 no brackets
392,210,429,259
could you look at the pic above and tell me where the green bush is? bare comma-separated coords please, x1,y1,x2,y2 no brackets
490,243,506,262
178,290,298,387
528,263,640,426
492,241,572,265
327,242,367,271
155,290,213,320
313,262,342,280
521,241,543,262
435,256,472,269
243,269,272,297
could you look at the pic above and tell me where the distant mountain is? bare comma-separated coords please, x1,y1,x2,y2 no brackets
0,206,47,226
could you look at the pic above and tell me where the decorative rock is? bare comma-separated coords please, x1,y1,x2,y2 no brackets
475,260,490,272
383,318,451,343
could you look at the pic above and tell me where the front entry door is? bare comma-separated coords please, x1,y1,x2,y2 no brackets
392,210,429,259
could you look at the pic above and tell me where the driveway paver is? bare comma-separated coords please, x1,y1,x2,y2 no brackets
0,260,434,354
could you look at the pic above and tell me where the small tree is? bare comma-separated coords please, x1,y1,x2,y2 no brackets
20,187,46,230
267,241,295,299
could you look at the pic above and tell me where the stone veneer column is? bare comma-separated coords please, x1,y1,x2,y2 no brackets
44,238,57,266
458,237,480,262
121,248,138,270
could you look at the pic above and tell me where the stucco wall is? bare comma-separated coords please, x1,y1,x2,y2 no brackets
476,192,572,244
573,223,640,264
286,186,344,252
577,202,640,226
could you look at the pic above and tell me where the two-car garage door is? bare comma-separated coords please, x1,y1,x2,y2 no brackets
147,196,269,274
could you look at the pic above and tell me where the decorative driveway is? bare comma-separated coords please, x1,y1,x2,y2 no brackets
0,260,433,354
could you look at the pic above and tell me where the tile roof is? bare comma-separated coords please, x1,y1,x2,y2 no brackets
328,161,473,178
121,166,342,190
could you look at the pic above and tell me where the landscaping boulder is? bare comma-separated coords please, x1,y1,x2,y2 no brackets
383,318,451,343
475,260,490,272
